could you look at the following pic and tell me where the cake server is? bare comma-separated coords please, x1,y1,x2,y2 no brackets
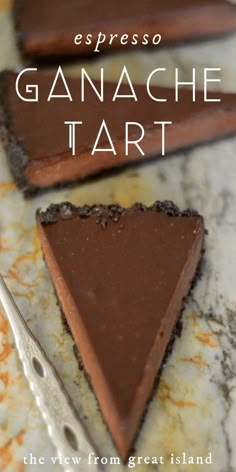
0,274,100,472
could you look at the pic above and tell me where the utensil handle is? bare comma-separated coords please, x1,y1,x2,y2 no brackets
0,275,100,472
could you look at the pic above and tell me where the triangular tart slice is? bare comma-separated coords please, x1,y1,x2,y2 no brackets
36,201,204,460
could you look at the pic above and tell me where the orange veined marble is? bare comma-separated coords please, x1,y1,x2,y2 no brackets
7,227,42,287
189,311,201,328
0,372,9,402
0,336,12,362
181,355,209,367
0,428,26,471
0,371,9,387
196,332,219,348
0,311,12,363
12,290,34,300
0,0,12,12
157,381,197,408
0,237,13,253
7,266,38,288
0,226,44,307
0,310,9,333
17,464,25,472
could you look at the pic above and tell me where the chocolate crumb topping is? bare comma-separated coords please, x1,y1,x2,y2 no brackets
37,200,200,229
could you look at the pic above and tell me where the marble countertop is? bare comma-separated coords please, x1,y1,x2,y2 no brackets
0,3,236,472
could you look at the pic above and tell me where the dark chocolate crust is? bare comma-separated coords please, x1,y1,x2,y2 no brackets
0,71,35,194
37,201,200,228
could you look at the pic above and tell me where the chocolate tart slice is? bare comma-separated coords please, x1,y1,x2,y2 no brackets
1,70,236,196
14,0,236,58
36,201,205,460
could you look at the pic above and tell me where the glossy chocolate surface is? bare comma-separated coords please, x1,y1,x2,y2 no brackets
37,202,205,459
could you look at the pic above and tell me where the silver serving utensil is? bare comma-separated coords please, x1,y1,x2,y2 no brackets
0,274,100,472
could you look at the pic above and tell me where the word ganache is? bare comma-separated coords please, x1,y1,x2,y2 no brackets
15,66,222,157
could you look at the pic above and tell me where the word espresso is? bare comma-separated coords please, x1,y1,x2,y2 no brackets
74,32,162,53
